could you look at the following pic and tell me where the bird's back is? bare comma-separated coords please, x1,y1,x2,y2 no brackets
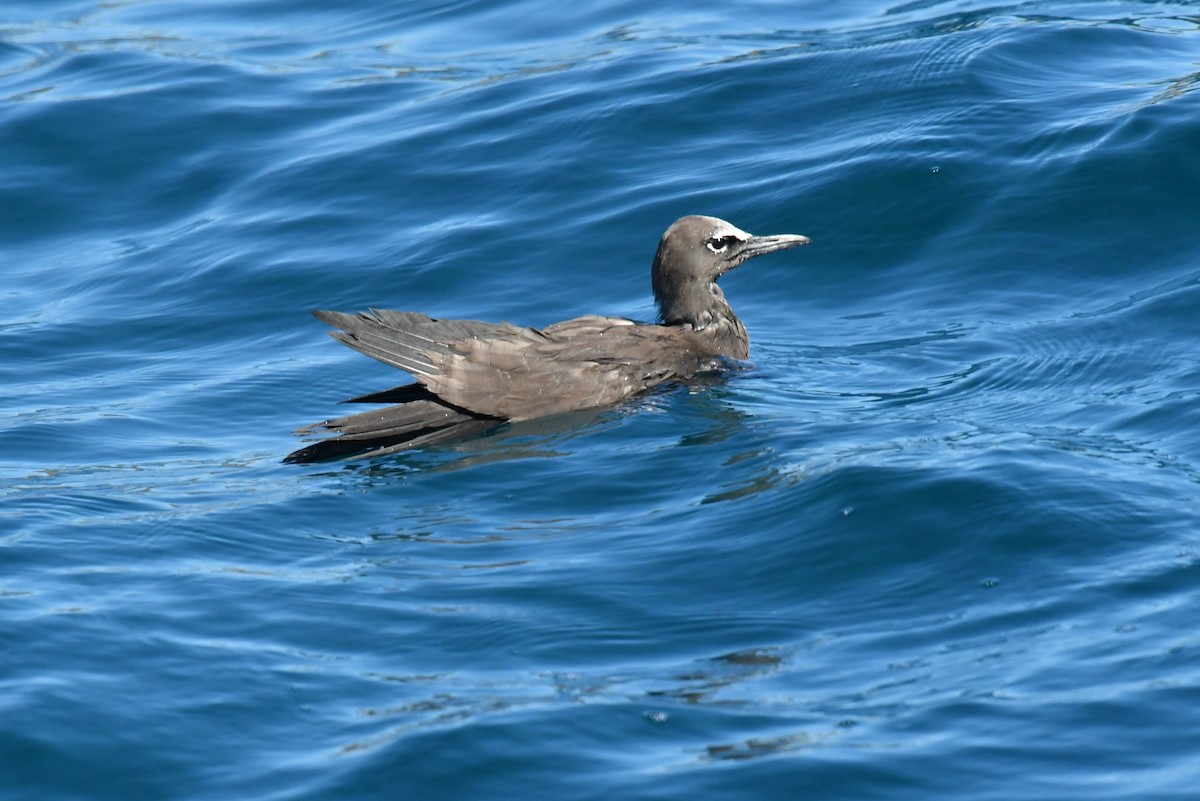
471,314,714,419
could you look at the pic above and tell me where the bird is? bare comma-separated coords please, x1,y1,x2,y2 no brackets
284,215,810,463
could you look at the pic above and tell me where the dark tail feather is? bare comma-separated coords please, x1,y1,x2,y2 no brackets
283,418,501,463
284,398,501,464
283,432,415,463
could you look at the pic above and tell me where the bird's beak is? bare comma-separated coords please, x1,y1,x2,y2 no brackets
728,232,811,271
742,233,811,257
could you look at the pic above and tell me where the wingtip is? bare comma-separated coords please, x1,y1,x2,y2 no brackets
313,309,367,333
312,309,339,324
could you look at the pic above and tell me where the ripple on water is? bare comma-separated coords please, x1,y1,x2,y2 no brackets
4,2,1200,800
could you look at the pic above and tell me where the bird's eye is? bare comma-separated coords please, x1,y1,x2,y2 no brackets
705,235,737,253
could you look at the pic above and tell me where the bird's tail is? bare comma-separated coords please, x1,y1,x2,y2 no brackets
283,386,501,463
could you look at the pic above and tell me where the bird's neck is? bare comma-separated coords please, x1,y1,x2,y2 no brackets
656,282,749,359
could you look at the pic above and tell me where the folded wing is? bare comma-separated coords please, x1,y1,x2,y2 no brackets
284,309,705,462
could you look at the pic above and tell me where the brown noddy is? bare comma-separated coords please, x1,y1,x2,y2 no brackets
284,215,809,463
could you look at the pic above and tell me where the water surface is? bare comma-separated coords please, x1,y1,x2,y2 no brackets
3,1,1200,799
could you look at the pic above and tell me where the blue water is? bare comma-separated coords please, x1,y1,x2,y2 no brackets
4,1,1200,798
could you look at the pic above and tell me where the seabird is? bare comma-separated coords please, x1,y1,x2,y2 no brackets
284,215,809,463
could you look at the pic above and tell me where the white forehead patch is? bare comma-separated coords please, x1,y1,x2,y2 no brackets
703,219,752,253
708,220,752,240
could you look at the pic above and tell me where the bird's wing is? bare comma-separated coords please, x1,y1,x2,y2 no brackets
431,316,702,420
314,310,702,421
313,309,504,380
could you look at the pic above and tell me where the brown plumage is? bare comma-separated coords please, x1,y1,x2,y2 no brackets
284,215,809,463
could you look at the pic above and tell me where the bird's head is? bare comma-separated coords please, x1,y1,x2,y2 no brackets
651,215,810,327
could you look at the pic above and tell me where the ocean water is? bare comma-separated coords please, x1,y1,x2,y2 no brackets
3,0,1200,798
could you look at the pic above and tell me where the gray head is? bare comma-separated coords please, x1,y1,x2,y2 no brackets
651,215,810,355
